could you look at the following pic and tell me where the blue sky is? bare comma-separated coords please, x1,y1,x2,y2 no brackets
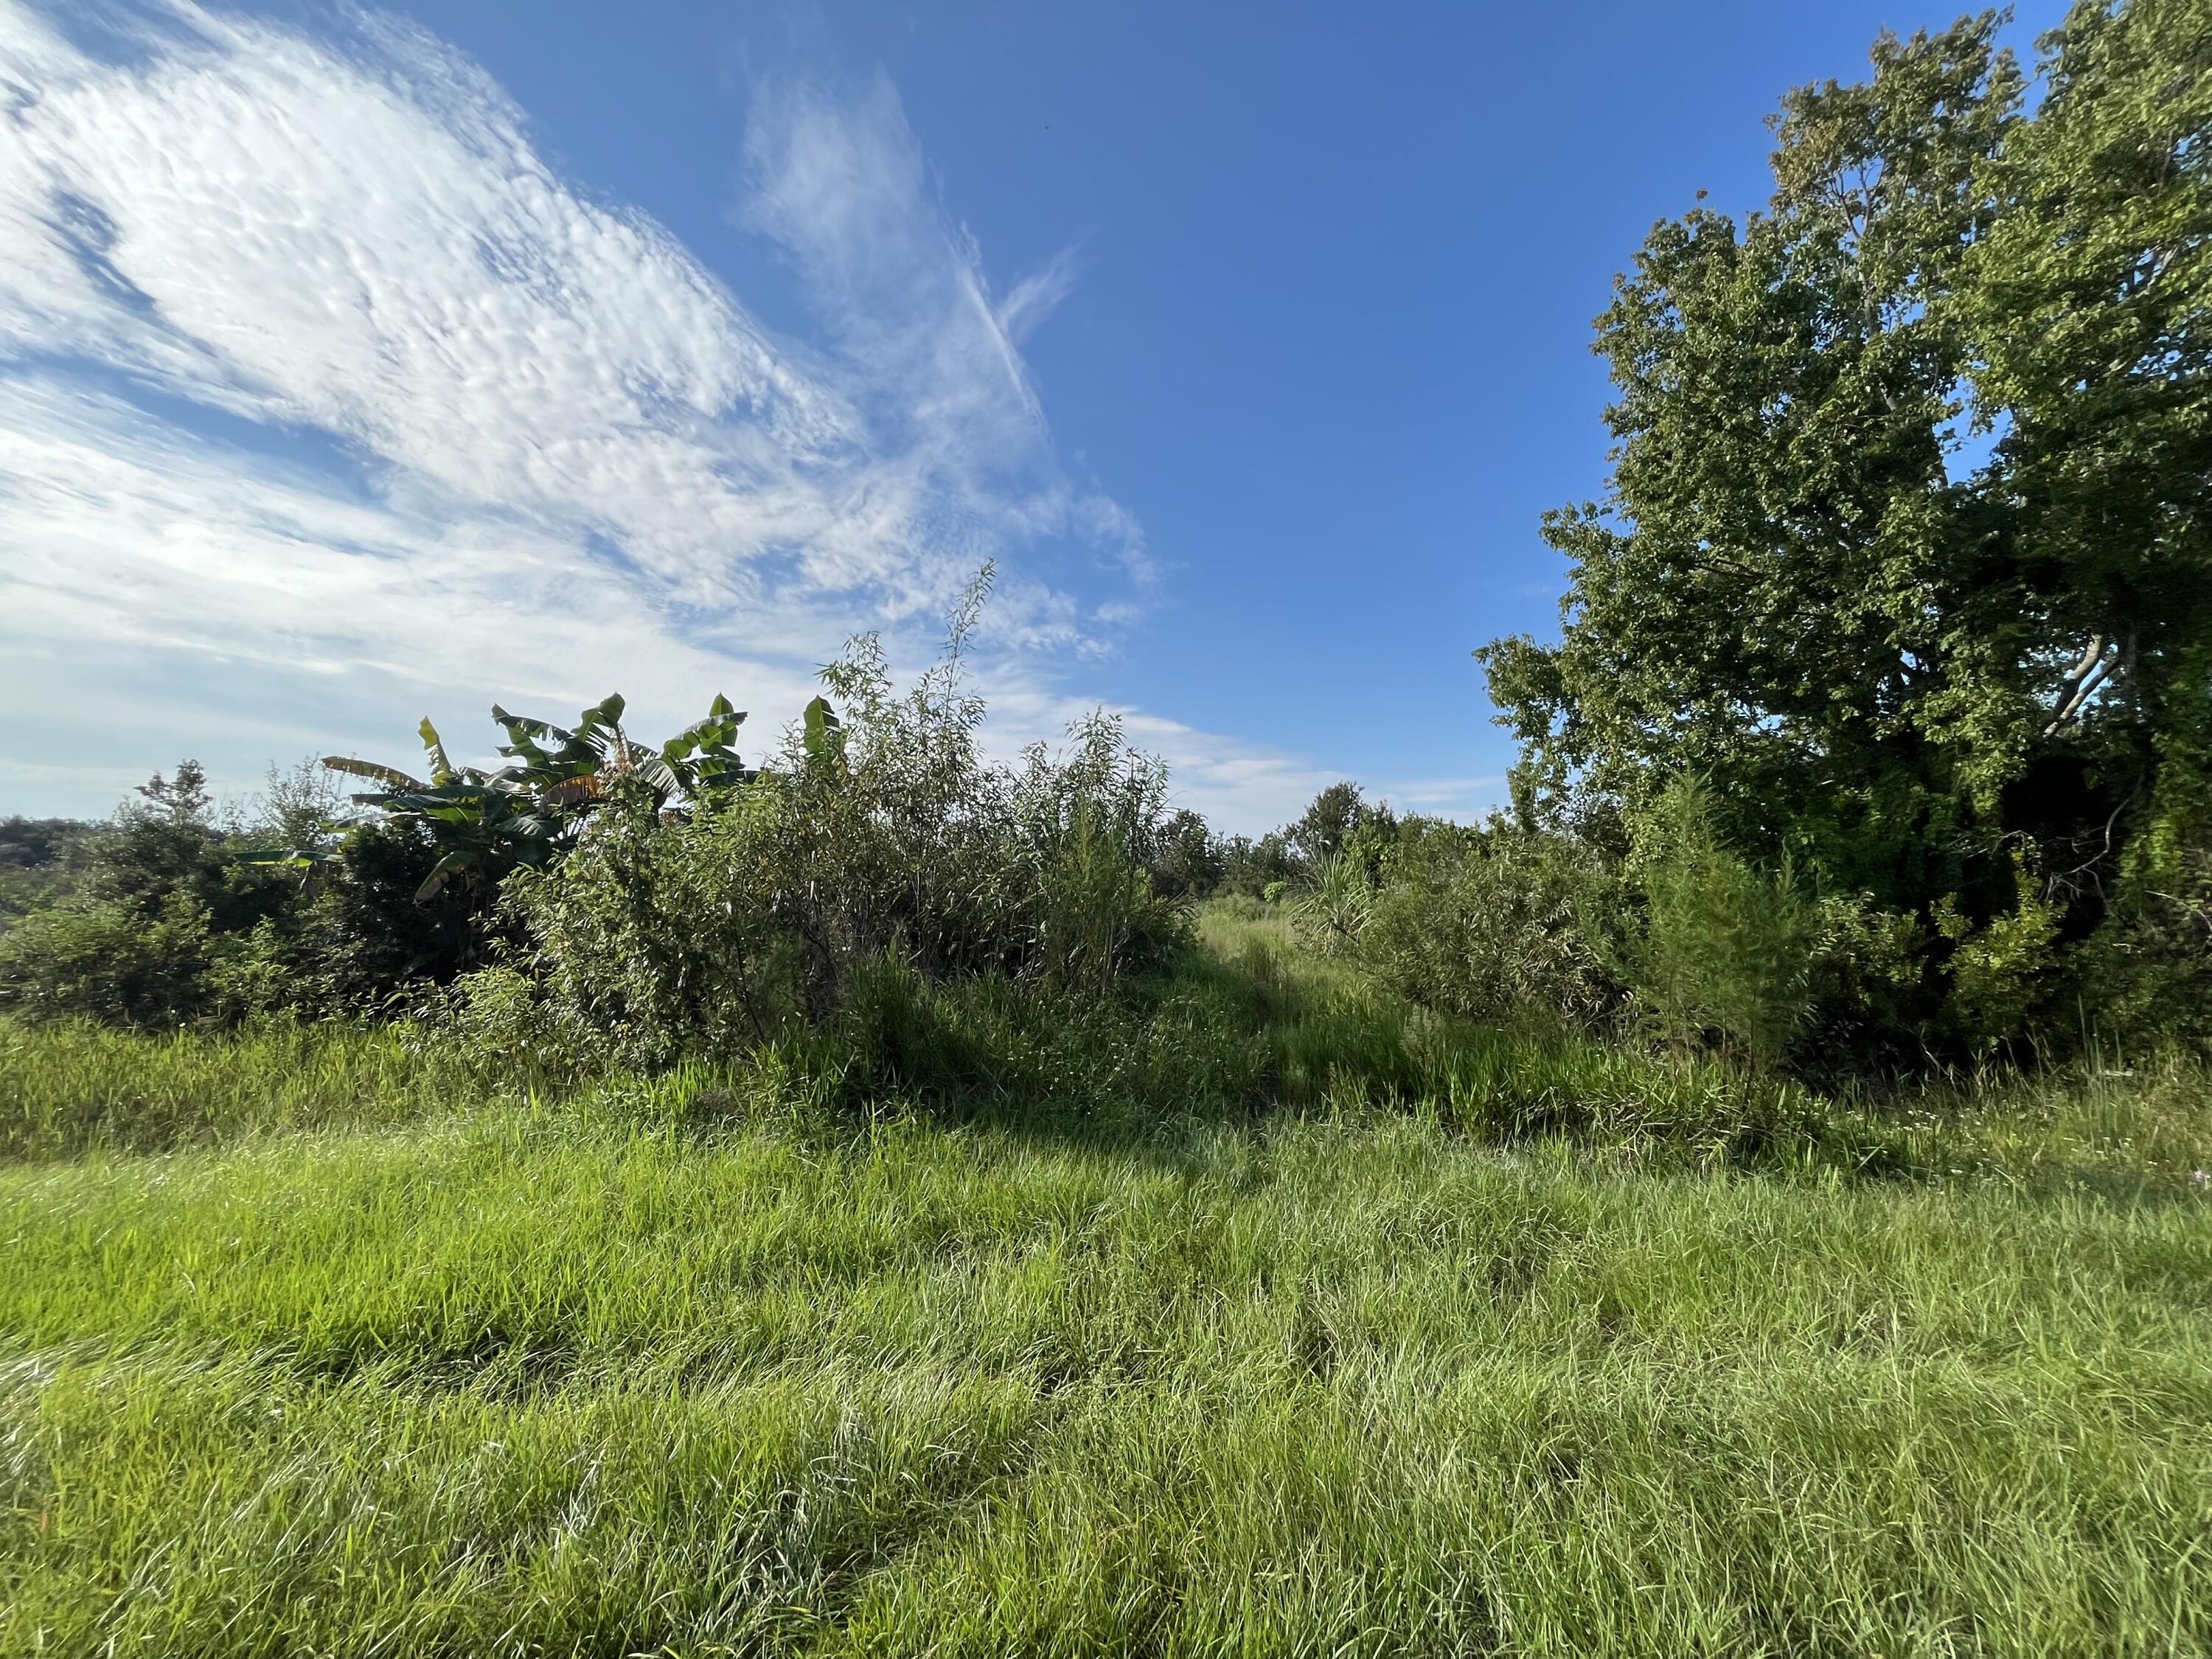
0,0,2066,829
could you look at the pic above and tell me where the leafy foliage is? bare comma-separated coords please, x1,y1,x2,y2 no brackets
1478,4,2212,1058
0,762,501,1029
445,578,1190,1074
1629,777,1816,1074
321,693,752,902
0,817,97,931
1215,830,1300,900
1287,782,1369,866
1357,815,1623,1037
1290,853,1372,956
1147,809,1224,901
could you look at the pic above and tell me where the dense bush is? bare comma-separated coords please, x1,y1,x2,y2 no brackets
1147,809,1222,900
1213,828,1300,900
0,816,95,929
1313,772,2044,1079
1,763,276,1026
1355,813,1623,1037
1211,782,1395,901
2076,660,2212,1052
445,615,1190,1074
0,580,1189,1057
1475,5,2212,1067
1625,777,1815,1074
0,762,495,1029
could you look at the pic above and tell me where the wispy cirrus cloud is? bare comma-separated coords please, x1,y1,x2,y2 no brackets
0,0,1317,827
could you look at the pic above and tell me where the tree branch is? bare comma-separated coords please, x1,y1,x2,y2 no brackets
2043,625,2138,737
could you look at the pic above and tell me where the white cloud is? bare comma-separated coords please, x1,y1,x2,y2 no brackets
0,0,1337,829
996,248,1082,347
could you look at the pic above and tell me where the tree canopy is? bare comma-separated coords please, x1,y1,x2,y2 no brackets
1481,1,2211,1046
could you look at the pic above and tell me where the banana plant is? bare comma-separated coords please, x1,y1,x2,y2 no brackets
323,718,566,901
321,695,751,901
644,694,752,801
801,695,845,770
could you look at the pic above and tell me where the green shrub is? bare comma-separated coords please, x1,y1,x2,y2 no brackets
309,817,500,992
0,816,95,930
1938,866,2065,1059
1034,804,1179,998
1799,890,1927,1074
0,763,494,1029
450,604,1190,1074
1630,776,1815,1074
1357,818,1621,1036
456,783,796,1074
1221,837,1300,901
0,892,216,1027
2079,700,2212,1053
1147,809,1222,900
1290,853,1372,956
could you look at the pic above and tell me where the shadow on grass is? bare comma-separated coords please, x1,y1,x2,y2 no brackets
599,930,1932,1183
11,921,2199,1193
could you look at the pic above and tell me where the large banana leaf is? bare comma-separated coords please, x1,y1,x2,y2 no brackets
322,756,427,792
418,718,457,785
331,692,756,902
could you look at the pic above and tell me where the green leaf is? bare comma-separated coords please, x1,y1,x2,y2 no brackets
234,847,335,869
803,695,844,765
322,756,425,791
413,849,474,902
417,718,456,784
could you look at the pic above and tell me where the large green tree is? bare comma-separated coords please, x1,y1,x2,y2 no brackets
1481,2,2210,1041
1962,0,2212,882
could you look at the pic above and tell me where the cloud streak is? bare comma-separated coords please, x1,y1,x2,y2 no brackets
0,0,1341,829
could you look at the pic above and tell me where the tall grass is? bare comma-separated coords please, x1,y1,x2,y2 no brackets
0,1018,515,1160
4,1096,2208,1654
0,907,2207,1653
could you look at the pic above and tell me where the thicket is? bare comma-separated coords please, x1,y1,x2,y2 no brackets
449,602,1189,1075
1267,3,2212,1078
0,762,481,1027
0,816,96,928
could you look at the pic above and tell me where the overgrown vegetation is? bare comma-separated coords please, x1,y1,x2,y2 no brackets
2,5,2208,1652
0,817,95,931
1476,0,2212,1066
0,1016,498,1161
434,577,1189,1076
0,759,490,1026
0,571,1191,1071
1,919,2207,1655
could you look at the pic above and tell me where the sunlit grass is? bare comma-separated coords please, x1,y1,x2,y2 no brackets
0,1015,509,1160
1,912,2208,1654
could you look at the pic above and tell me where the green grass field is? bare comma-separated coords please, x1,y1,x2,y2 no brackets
3,913,2208,1656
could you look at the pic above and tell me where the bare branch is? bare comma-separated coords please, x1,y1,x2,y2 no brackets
2043,633,2110,736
